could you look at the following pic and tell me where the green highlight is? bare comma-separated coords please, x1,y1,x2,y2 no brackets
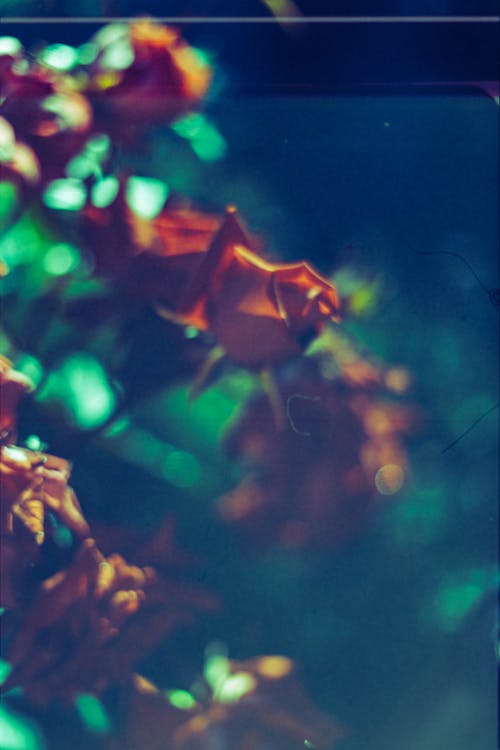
436,584,482,626
39,354,116,429
0,37,22,56
66,135,110,182
0,183,19,229
163,450,201,488
43,179,86,211
126,177,169,219
43,243,80,276
0,659,12,685
431,567,499,632
172,113,206,139
191,129,227,162
66,154,97,180
184,326,200,339
86,134,111,160
216,672,255,703
78,42,98,64
75,693,110,734
103,415,131,437
349,279,380,316
172,114,227,162
53,525,73,549
0,209,47,272
204,654,230,692
0,706,43,749
161,383,242,449
166,689,197,710
40,44,78,71
100,38,134,70
94,23,127,49
91,176,120,208
25,435,42,451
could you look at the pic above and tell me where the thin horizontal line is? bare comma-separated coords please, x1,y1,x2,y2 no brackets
1,15,499,24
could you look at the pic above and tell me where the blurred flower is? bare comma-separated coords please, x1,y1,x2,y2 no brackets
2,537,217,703
0,46,92,184
0,356,34,443
217,358,416,549
84,21,211,140
113,654,341,750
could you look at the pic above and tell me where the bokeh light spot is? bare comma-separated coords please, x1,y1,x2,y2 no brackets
385,367,411,393
53,525,73,549
0,36,22,56
39,354,116,429
75,693,110,734
204,653,230,692
172,113,227,162
24,435,43,451
40,44,78,71
166,690,197,710
375,464,405,495
255,655,293,679
94,23,127,48
126,177,169,219
0,704,43,750
66,154,97,180
78,42,98,64
91,176,120,208
216,672,256,703
172,113,205,139
100,38,134,70
43,243,80,276
43,179,86,211
0,659,12,685
86,134,111,160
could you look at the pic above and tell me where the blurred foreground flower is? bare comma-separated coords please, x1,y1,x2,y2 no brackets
1,537,217,703
84,20,212,140
112,654,341,750
0,44,92,185
218,357,416,549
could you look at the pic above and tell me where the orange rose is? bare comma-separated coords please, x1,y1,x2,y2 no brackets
83,188,340,368
173,209,341,367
